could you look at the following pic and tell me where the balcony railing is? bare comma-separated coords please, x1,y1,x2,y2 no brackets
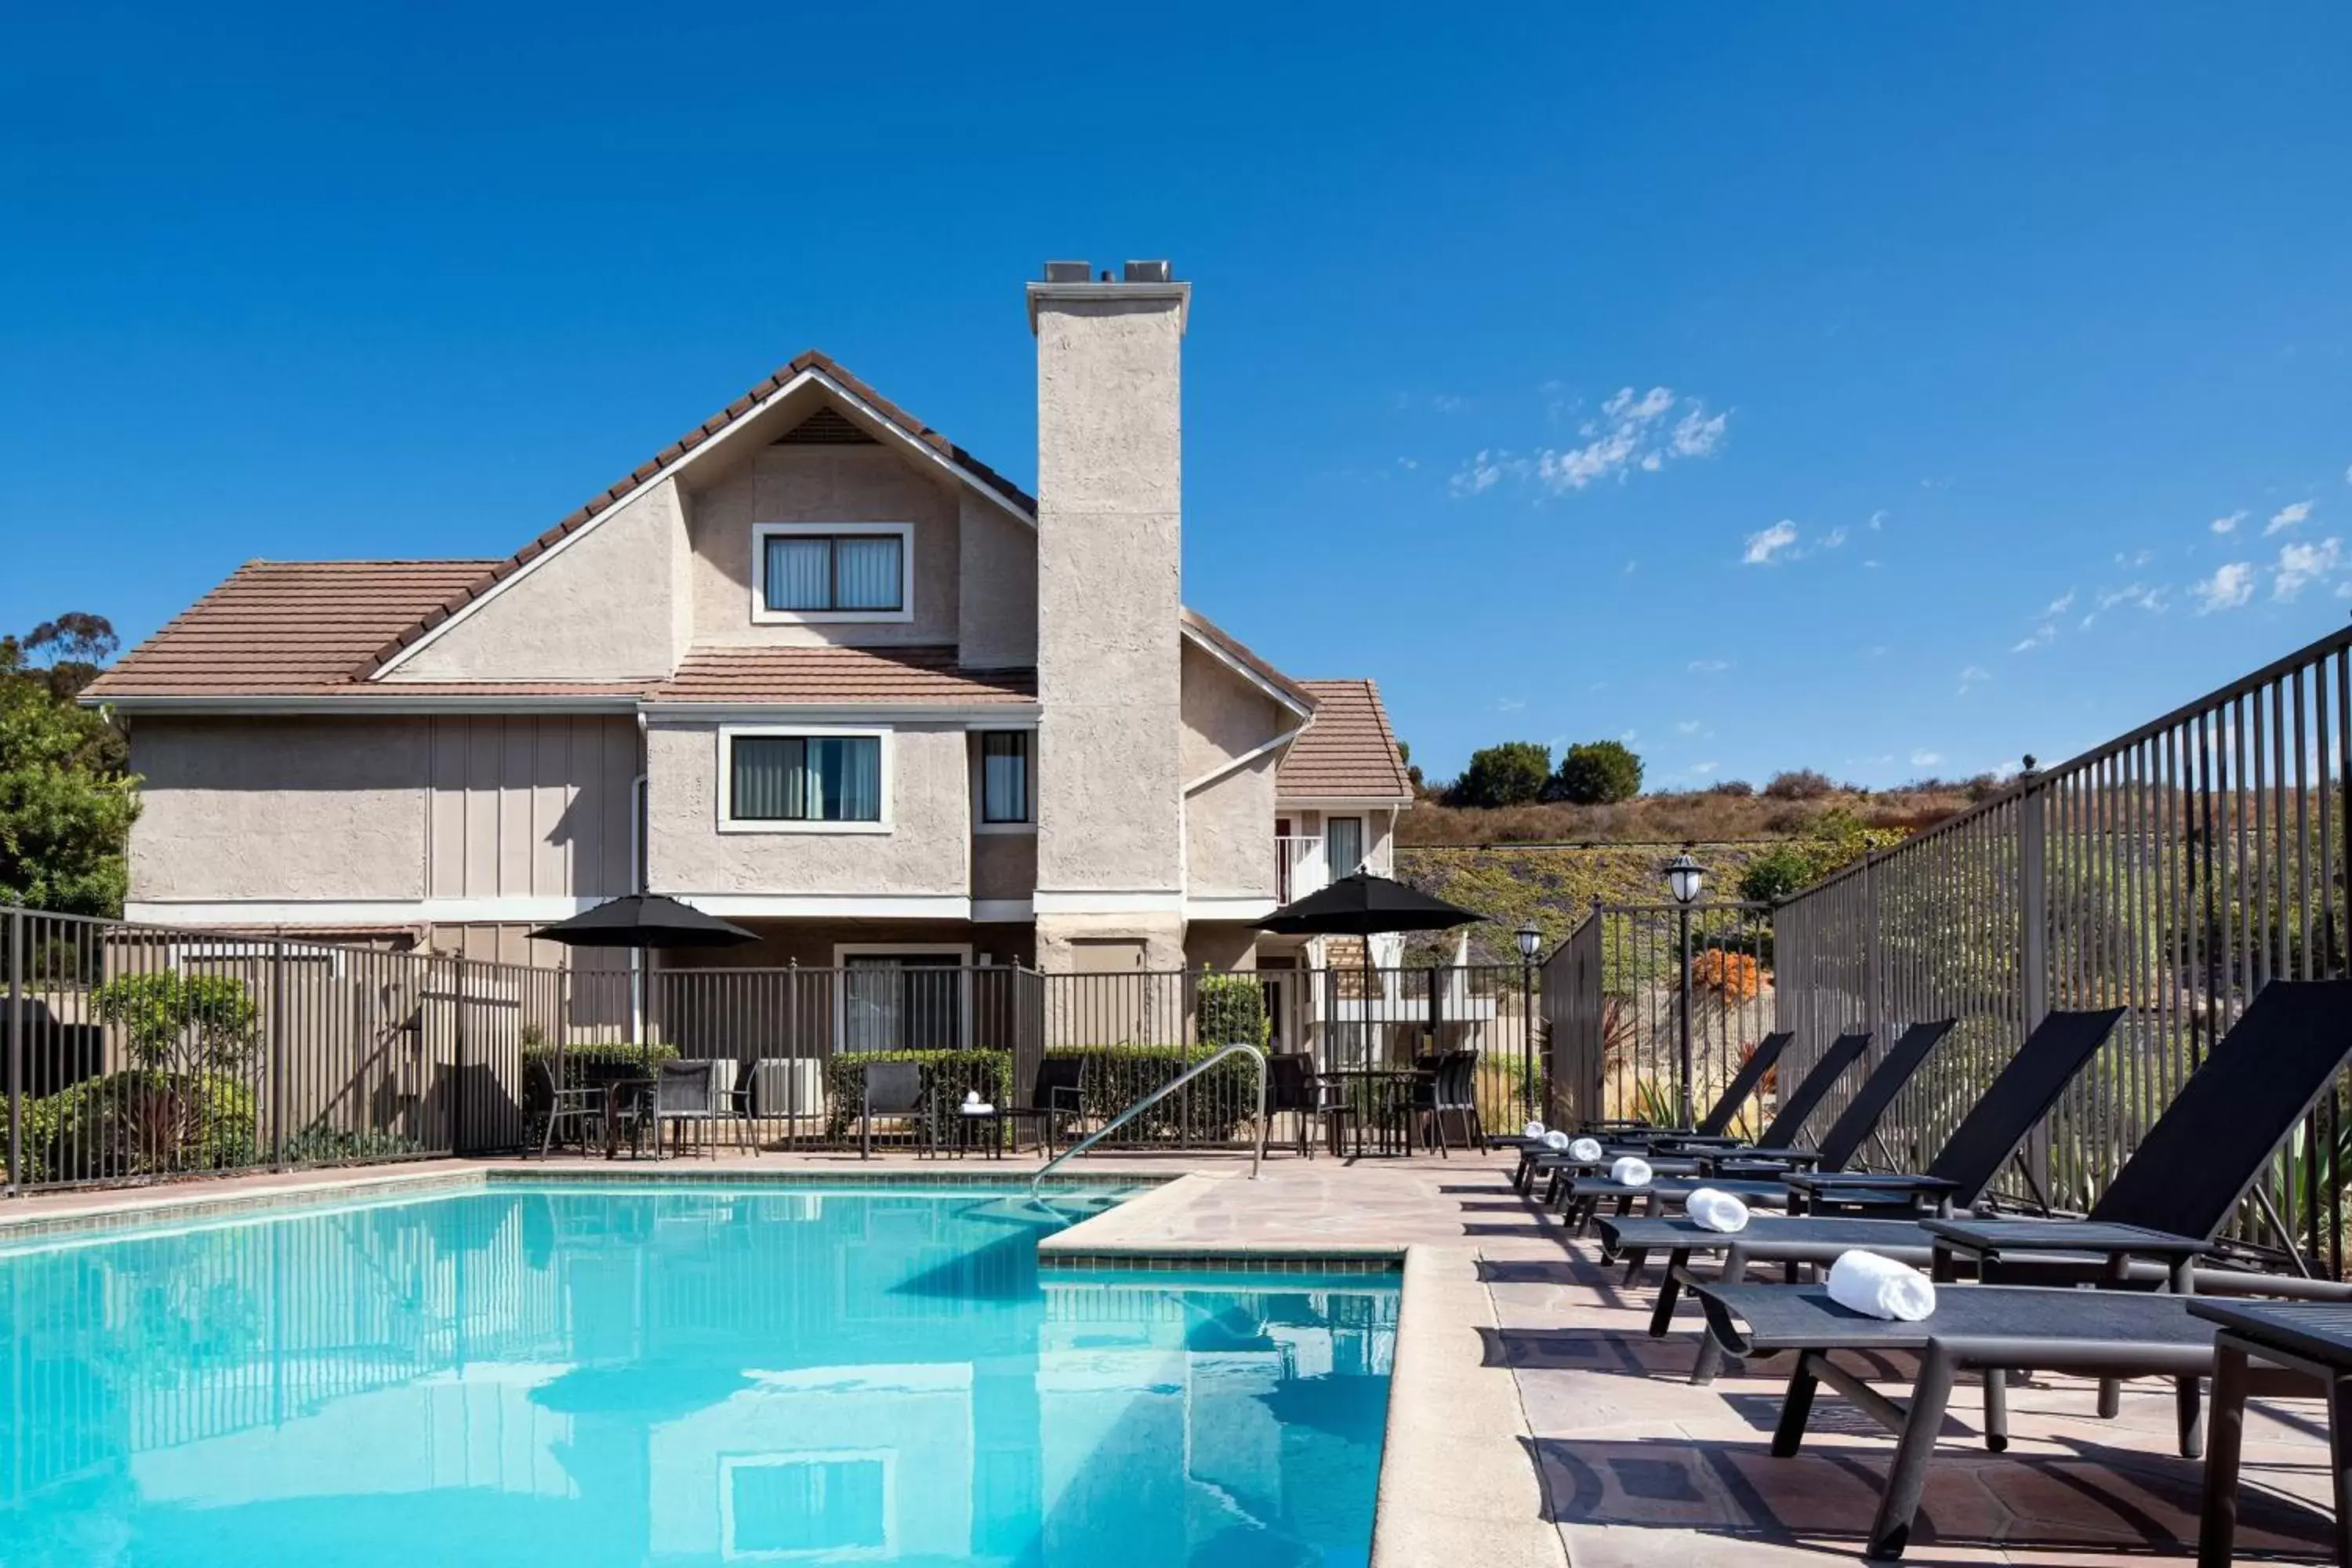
1276,836,1324,903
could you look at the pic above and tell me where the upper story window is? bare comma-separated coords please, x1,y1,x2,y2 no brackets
752,523,913,623
721,728,889,833
1325,815,1365,877
978,731,1033,826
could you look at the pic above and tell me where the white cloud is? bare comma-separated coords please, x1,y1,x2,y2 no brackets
1957,666,1991,697
2114,548,2156,568
1494,696,1527,713
1623,559,1638,575
1689,760,1720,776
2274,537,2343,601
1452,385,1730,497
1864,645,1888,659
1688,659,1731,674
1867,509,1889,530
2045,589,2077,615
2212,510,2247,535
2012,624,2055,653
1675,720,1703,735
1820,526,1849,550
2191,561,2256,614
1744,520,1799,564
2343,464,2351,487
2265,499,2315,535
2082,583,2168,628
1911,750,1943,768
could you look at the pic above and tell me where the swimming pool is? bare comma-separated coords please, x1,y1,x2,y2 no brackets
0,1181,1396,1566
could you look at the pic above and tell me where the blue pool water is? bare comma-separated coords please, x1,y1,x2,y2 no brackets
0,1183,1396,1566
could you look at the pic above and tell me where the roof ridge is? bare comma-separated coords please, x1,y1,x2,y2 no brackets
348,352,1040,683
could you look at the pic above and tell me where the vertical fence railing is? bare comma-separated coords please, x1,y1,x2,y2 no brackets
1772,621,2352,1267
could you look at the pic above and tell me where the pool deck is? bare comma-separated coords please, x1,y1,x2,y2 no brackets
4,1149,2339,1563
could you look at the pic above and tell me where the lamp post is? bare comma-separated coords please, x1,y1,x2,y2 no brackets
1664,850,1704,1128
1514,921,1542,1124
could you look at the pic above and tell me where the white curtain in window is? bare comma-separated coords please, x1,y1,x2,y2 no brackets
1326,816,1364,877
731,736,799,819
833,536,902,611
764,537,831,611
731,735,881,822
981,732,1029,822
813,736,882,820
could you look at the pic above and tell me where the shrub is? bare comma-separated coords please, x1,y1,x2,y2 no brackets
1451,742,1552,808
522,1038,679,1085
822,1047,1011,1140
1690,949,1764,1003
1552,740,1643,805
25,1070,256,1184
1762,768,1836,801
1045,1044,1257,1143
1736,843,1817,904
1708,779,1755,798
284,1124,426,1164
1196,971,1270,1050
89,971,259,1073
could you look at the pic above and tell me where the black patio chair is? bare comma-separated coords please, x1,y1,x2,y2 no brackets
522,1054,602,1157
652,1059,751,1158
1509,1029,1796,1193
1410,1049,1482,1156
1266,1051,1344,1157
856,1060,935,1160
1688,978,2352,1559
993,1056,1087,1156
1556,1020,1955,1229
1599,1005,2123,1379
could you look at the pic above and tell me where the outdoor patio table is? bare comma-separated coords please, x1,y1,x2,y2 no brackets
2191,1299,2352,1567
1319,1069,1421,1157
602,1077,662,1160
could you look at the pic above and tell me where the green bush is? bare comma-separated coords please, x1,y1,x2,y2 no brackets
1045,1044,1258,1143
522,1038,679,1087
24,1070,256,1184
1553,740,1644,805
822,1048,1012,1140
89,971,259,1073
1196,971,1270,1050
1452,741,1552,808
284,1124,426,1165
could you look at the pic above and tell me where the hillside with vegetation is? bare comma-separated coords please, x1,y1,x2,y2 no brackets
1388,739,1987,963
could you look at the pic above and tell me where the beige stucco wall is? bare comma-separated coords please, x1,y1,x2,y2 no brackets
643,720,971,897
1033,292,1186,901
1178,639,1290,900
387,480,685,682
958,491,1038,666
128,719,434,902
681,444,963,648
126,717,641,907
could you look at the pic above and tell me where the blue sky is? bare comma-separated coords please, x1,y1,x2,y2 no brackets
5,3,2348,788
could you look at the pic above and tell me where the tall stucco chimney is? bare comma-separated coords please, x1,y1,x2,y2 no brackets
1027,260,1191,969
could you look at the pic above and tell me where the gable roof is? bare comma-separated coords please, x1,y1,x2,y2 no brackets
358,350,1039,679
1178,607,1316,714
1276,680,1414,801
650,646,1036,708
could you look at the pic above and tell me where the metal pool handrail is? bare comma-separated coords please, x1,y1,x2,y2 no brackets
1029,1041,1268,1200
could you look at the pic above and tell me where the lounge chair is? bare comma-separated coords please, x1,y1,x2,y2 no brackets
1529,1029,1867,1207
522,1054,603,1157
1597,1005,2123,1378
1411,1049,1482,1155
1558,1021,1955,1229
1508,1029,1795,1192
1688,977,2352,1559
855,1060,936,1159
995,1055,1087,1156
1266,1051,1344,1157
652,1059,753,1157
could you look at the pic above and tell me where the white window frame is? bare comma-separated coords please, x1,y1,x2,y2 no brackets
719,1449,896,1562
717,724,893,835
972,727,1038,834
750,522,915,625
832,942,975,1053
1325,814,1367,877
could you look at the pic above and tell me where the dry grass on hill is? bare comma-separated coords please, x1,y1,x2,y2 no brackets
1396,783,1979,848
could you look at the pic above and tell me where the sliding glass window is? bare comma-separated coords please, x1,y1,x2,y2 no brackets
729,735,884,823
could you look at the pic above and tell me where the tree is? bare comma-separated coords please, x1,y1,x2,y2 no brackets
1452,741,1552,808
24,612,120,701
1553,740,1644,804
1397,739,1425,792
0,633,140,915
1736,808,1905,903
1762,768,1836,801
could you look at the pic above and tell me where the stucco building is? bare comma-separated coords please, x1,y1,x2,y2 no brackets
87,262,1414,993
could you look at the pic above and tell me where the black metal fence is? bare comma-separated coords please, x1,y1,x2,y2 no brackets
1772,621,2352,1268
3,904,1539,1190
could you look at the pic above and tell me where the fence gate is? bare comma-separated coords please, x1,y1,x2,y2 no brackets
1544,899,1778,1134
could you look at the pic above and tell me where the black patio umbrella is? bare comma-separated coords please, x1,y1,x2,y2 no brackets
528,894,760,949
1256,872,1483,1062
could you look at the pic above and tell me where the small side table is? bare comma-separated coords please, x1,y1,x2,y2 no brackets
946,1109,1007,1160
2190,1298,2352,1567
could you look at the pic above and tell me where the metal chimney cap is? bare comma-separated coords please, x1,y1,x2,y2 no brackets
1042,260,1091,283
1123,260,1172,284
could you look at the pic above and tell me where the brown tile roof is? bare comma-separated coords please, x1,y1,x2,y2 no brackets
1178,607,1315,712
357,350,1039,678
649,645,1037,707
86,561,511,697
1277,679,1414,800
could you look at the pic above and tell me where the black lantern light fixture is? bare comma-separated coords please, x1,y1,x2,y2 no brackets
1664,850,1705,907
1513,921,1542,1123
1664,847,1703,1127
1514,921,1542,962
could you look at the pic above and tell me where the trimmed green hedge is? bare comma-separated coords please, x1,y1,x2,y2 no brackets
822,1048,1012,1140
24,1070,257,1185
1044,1044,1258,1143
522,1039,680,1089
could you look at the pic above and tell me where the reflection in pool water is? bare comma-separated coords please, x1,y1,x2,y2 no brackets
0,1184,1396,1566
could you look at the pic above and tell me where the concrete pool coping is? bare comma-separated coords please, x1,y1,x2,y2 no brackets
0,1155,1566,1566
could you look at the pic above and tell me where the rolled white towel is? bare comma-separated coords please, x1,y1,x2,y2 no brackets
1828,1250,1936,1322
1684,1187,1750,1233
1523,1119,1548,1140
1542,1129,1571,1151
1568,1137,1605,1163
960,1102,996,1116
1608,1156,1653,1189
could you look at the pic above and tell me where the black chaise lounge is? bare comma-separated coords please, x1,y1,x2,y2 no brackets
1558,1020,1955,1230
1531,1030,1871,1210
1690,978,2352,1559
1599,1005,2125,1376
1508,1029,1795,1194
